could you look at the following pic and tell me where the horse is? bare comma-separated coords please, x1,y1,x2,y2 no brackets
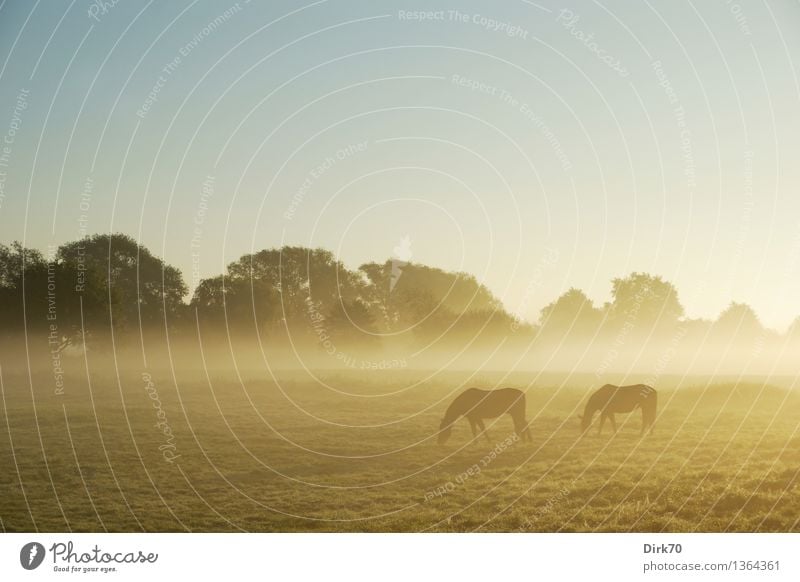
438,388,532,444
579,384,657,437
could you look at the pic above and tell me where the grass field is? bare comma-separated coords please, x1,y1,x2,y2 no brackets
1,366,799,532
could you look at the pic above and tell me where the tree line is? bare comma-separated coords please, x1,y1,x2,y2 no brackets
1,234,798,360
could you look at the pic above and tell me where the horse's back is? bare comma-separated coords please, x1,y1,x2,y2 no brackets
593,383,655,412
459,387,525,416
462,387,524,399
622,384,656,400
488,387,526,407
600,383,655,396
494,387,526,399
458,387,490,404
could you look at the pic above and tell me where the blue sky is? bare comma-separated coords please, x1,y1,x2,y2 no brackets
1,0,800,328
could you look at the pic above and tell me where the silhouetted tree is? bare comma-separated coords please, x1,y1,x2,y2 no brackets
323,298,381,349
57,234,187,331
225,247,364,326
191,274,278,334
0,242,49,334
360,261,500,334
606,272,684,333
713,302,764,337
538,288,603,338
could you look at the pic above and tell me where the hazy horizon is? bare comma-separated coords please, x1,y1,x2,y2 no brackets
2,1,800,330
4,230,800,336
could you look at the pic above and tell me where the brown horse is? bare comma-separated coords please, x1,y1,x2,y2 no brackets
438,388,531,444
580,384,657,436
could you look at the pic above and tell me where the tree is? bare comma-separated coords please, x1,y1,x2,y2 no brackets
713,302,764,336
57,233,187,330
0,242,49,334
226,246,364,326
606,272,684,333
538,288,602,337
0,241,45,287
191,274,278,333
323,298,381,349
359,261,502,333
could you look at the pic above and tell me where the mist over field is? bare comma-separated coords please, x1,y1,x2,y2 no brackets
2,363,799,532
2,234,800,380
0,236,798,532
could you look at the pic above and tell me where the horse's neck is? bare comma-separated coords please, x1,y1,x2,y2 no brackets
443,403,461,425
584,397,601,417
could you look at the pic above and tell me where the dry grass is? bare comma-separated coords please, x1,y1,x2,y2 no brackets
1,368,798,532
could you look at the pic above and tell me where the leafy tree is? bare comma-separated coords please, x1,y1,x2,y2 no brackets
323,298,381,348
606,272,684,332
538,288,602,337
226,247,364,325
359,261,501,333
57,233,187,330
0,242,49,334
0,241,45,287
713,302,764,336
191,275,278,333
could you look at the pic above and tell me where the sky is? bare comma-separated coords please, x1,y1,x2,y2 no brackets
1,0,800,329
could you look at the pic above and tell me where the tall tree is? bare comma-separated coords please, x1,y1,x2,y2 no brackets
0,242,49,334
57,234,187,330
713,302,764,336
606,272,684,333
538,288,602,337
191,275,278,333
226,246,364,325
359,261,501,332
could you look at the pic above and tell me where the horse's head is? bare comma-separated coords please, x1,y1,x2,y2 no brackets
437,418,453,445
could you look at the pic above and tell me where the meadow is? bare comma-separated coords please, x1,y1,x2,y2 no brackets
1,365,798,532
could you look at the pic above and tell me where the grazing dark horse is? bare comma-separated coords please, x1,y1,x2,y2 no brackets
438,388,531,444
580,384,657,436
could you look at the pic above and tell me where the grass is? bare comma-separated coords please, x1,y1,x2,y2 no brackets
1,367,798,532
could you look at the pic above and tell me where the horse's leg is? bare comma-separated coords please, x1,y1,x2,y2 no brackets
640,407,649,437
609,414,617,434
468,417,477,439
511,414,523,441
642,413,654,437
477,419,490,443
598,413,606,435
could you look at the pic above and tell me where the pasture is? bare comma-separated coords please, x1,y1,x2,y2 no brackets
1,367,798,532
